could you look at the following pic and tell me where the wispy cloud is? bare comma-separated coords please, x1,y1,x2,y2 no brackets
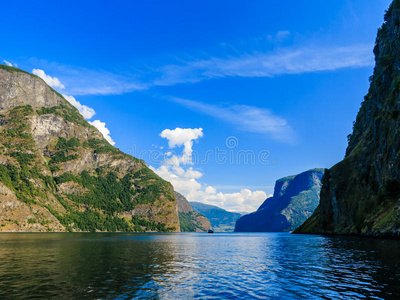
2,60,17,67
2,60,12,67
27,58,147,96
268,30,291,42
170,97,295,142
19,38,374,96
63,70,146,96
154,44,374,86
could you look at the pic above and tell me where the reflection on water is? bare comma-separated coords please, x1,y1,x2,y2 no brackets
0,233,399,299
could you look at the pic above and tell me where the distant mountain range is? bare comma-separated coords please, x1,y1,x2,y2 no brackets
235,169,324,232
190,202,242,232
175,192,212,232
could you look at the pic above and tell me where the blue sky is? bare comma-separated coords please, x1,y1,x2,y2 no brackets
1,0,392,212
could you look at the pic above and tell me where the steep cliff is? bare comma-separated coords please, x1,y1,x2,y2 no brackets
0,65,180,232
190,202,242,232
295,1,400,238
175,192,212,232
234,169,324,232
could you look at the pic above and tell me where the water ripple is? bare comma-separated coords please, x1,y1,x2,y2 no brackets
0,233,399,299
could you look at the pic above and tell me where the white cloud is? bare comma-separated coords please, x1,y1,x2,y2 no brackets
3,60,12,67
171,98,294,142
32,69,65,89
160,128,204,148
151,127,267,212
2,60,17,67
150,165,202,195
89,120,115,146
154,44,373,86
62,94,96,119
160,128,203,165
187,188,268,213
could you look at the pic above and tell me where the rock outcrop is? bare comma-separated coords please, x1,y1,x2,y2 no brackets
190,202,242,232
175,192,212,232
295,1,400,238
235,169,324,232
0,65,180,232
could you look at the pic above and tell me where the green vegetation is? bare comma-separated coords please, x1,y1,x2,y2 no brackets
178,211,207,232
83,138,121,155
36,106,61,116
54,167,174,214
0,106,36,151
82,138,142,162
37,103,90,127
49,151,79,165
133,167,175,203
49,165,60,173
0,148,58,205
0,64,39,78
55,137,80,150
4,128,31,139
0,163,46,205
46,167,176,232
46,203,172,232
55,170,136,213
131,216,172,232
9,105,34,118
59,210,132,232
8,152,36,167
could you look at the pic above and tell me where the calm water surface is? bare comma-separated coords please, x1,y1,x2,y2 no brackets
0,232,399,299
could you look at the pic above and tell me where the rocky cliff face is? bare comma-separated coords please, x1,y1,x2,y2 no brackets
295,1,400,238
0,65,180,232
234,169,324,232
175,192,212,232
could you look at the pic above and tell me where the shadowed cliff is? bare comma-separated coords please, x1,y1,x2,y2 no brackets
295,1,400,238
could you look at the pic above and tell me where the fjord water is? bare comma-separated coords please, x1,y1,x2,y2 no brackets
0,233,399,299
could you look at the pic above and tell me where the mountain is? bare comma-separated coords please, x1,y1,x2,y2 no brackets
190,202,242,232
234,169,324,232
175,192,212,232
295,1,400,238
0,65,180,232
